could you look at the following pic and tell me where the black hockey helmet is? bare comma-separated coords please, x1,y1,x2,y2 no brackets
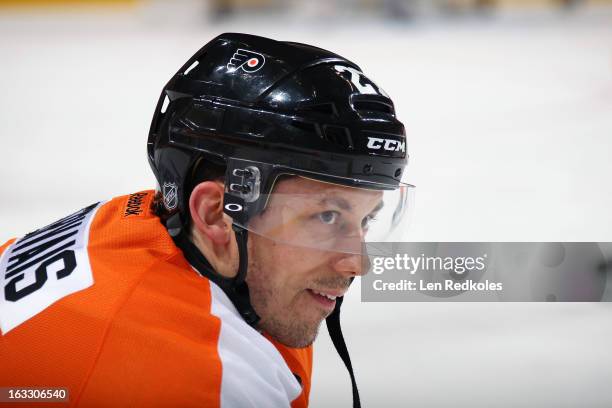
147,32,411,244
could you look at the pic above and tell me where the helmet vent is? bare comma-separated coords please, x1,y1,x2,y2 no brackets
323,125,353,150
353,100,394,115
184,60,199,76
297,103,337,116
160,95,170,114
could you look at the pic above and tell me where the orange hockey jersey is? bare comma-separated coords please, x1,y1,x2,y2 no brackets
0,191,312,407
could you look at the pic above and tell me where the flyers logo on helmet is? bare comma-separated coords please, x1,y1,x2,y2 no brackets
227,49,266,73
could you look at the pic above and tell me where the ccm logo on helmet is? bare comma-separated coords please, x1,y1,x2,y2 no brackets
227,49,265,73
367,137,406,153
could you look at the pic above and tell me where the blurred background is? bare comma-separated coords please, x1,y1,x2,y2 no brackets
1,0,612,407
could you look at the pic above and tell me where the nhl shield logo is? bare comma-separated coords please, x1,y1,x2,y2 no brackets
163,182,178,211
227,49,265,73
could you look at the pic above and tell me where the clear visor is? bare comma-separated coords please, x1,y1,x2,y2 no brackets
233,175,415,255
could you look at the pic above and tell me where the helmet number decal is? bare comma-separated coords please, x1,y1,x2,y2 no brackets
227,49,266,73
334,65,389,97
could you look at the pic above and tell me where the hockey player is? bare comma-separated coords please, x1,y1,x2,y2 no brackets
0,33,412,407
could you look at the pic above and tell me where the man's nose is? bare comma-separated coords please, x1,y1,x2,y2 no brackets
331,253,370,278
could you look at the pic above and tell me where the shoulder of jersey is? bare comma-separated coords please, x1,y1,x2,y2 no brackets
0,190,179,334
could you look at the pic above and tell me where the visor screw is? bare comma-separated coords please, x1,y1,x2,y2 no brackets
230,183,251,194
395,168,402,178
363,164,373,174
233,168,253,178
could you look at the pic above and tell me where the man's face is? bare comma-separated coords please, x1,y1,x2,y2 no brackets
246,176,382,348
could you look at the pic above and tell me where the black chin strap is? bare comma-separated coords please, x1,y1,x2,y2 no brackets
326,296,361,408
166,214,260,326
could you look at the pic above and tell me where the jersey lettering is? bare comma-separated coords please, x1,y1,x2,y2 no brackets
123,191,149,218
5,250,77,302
0,202,103,334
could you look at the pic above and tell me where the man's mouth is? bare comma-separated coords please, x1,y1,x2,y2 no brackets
311,290,338,300
306,288,346,311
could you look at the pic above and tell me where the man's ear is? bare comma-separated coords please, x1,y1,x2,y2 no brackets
189,181,231,246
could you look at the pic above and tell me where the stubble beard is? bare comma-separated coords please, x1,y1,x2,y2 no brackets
246,253,326,348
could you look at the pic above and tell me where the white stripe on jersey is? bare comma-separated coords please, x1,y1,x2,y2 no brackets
209,281,302,408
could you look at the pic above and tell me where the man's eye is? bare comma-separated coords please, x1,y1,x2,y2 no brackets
318,211,340,225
